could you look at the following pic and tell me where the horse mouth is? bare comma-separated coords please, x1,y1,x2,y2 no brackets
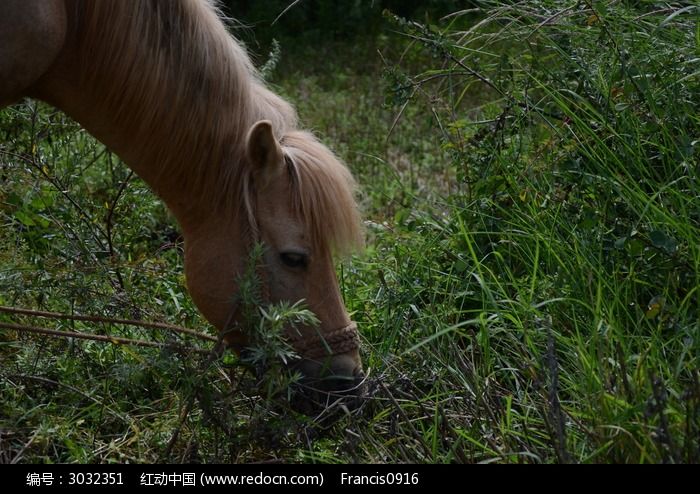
282,322,365,415
239,322,366,416
290,365,367,416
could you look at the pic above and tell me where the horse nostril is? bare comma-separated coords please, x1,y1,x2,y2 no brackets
289,351,366,415
328,352,360,376
302,363,362,393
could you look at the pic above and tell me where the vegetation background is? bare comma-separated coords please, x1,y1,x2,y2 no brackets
1,1,698,463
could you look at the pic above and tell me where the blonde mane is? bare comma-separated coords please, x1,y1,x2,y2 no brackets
282,132,363,255
74,0,362,254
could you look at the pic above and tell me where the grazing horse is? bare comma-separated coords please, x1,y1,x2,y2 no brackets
0,0,365,405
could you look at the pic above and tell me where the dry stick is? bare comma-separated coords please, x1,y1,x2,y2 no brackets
378,380,435,461
0,321,211,355
544,317,571,464
272,0,302,25
10,430,40,465
164,398,196,462
0,305,217,343
105,170,135,291
0,308,225,460
163,334,228,461
8,148,110,252
5,373,130,424
582,0,650,109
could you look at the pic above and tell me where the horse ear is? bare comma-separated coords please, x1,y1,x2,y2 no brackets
246,120,284,186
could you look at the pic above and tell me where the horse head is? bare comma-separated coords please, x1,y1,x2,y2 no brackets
183,121,365,412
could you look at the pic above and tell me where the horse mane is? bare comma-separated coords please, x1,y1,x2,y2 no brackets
282,132,364,255
75,0,362,255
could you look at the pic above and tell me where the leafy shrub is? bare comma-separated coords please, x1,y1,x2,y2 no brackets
375,0,699,462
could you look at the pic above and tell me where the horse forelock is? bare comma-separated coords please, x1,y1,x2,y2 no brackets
281,132,364,257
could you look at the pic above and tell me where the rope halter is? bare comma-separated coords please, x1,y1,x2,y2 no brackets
285,322,360,361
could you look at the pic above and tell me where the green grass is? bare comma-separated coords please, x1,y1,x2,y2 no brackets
1,1,698,463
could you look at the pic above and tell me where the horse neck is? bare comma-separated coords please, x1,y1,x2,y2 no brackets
31,0,292,233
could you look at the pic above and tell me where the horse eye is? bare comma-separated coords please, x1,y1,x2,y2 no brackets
280,252,308,269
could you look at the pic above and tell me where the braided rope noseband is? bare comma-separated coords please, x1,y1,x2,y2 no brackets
285,322,360,360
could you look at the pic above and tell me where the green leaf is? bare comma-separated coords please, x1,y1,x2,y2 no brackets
625,238,645,256
649,230,678,253
14,211,35,227
645,296,665,319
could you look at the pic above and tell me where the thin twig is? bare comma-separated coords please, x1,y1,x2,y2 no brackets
544,316,571,464
163,333,228,461
272,0,303,25
5,148,110,251
378,380,434,461
164,397,196,461
4,373,130,425
0,321,211,355
105,170,134,291
10,430,40,465
0,305,217,342
582,0,650,110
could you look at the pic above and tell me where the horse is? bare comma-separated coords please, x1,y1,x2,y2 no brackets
0,0,365,407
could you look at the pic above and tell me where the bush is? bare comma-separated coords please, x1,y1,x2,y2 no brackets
375,0,699,462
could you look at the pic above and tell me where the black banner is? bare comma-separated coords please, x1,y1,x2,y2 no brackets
7,464,439,490
3,462,669,490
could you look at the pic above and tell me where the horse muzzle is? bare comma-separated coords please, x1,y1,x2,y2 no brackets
287,322,366,413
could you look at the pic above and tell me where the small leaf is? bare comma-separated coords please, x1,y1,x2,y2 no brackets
645,296,665,319
627,238,645,256
649,230,678,253
455,258,468,273
14,211,35,227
